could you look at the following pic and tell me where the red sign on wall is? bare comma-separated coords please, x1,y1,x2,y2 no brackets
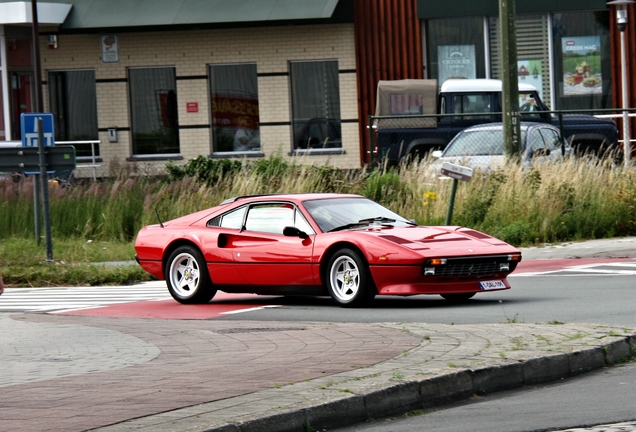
186,102,199,113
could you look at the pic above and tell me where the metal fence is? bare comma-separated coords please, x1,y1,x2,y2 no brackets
368,108,635,168
56,140,101,181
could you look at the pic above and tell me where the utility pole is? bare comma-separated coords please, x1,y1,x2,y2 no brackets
31,0,53,261
500,0,521,159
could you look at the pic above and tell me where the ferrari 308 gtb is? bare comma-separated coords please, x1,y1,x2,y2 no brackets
134,193,521,307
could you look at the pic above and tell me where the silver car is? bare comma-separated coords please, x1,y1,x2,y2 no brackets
432,122,572,171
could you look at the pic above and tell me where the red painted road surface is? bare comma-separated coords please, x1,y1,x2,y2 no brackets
60,258,633,320
62,291,279,319
514,257,633,274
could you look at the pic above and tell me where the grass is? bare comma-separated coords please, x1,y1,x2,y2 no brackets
1,153,635,287
0,237,153,287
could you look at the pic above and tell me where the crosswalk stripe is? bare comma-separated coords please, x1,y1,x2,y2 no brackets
0,283,171,313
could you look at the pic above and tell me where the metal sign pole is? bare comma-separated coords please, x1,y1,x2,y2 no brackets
34,180,41,243
445,179,459,225
36,118,53,261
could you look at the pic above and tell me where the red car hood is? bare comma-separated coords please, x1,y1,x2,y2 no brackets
362,225,518,256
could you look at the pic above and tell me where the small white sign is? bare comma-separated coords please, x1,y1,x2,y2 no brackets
440,162,473,182
101,35,119,64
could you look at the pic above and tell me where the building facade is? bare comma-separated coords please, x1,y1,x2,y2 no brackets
0,0,632,176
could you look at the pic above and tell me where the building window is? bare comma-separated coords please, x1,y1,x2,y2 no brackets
290,60,342,150
129,67,179,156
489,14,552,107
425,17,486,83
551,11,611,111
48,70,99,158
209,63,260,153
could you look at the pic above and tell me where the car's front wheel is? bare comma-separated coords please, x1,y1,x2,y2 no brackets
326,248,376,307
165,246,216,304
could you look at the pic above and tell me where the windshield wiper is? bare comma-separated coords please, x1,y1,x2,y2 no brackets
328,217,396,233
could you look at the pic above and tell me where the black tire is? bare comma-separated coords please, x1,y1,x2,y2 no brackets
164,245,216,304
325,248,376,307
441,293,476,303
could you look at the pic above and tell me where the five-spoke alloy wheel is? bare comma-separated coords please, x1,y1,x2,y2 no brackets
165,245,216,304
326,248,376,307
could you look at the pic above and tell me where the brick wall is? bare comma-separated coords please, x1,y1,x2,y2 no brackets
40,23,361,177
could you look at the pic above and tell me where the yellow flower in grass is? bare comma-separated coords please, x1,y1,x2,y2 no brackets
423,191,439,207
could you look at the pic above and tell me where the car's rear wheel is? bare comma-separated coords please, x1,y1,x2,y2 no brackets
441,293,476,302
165,246,216,304
326,248,376,307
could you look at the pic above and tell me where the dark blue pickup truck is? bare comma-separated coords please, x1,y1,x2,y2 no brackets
374,79,619,164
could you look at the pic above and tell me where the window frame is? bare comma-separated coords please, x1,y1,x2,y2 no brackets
289,59,343,153
128,66,180,158
47,68,99,161
208,62,262,155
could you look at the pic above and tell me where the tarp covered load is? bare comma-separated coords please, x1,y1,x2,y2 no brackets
374,79,438,129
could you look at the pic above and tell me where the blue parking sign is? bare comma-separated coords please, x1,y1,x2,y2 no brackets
21,113,55,148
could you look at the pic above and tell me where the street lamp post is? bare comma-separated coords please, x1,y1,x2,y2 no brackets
608,0,634,166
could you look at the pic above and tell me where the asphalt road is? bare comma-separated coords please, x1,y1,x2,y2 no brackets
215,271,636,327
1,238,635,431
334,361,636,432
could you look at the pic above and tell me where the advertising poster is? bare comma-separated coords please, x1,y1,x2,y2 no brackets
518,59,543,100
561,36,602,96
438,45,476,84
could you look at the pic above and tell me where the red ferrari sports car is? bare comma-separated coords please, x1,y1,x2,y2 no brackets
134,193,521,307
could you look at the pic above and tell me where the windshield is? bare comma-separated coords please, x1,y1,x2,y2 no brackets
443,129,527,157
303,197,412,233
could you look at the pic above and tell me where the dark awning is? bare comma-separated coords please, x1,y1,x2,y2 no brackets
417,0,608,19
0,0,342,30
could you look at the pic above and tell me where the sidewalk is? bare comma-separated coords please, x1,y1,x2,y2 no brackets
1,237,636,432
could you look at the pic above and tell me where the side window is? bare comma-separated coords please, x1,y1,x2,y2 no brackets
528,129,547,152
207,206,246,229
244,204,294,234
293,209,314,234
520,92,542,120
539,128,561,151
452,94,491,119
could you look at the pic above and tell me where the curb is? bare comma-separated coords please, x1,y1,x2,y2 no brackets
95,324,636,432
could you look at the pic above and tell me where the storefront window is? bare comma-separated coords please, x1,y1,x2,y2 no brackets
209,63,260,153
551,11,611,111
289,60,342,150
489,14,552,107
129,67,179,156
48,70,99,158
425,17,486,83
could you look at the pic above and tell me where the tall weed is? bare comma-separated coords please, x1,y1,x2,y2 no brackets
1,156,635,247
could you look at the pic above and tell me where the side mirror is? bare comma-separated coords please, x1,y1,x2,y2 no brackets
283,226,309,239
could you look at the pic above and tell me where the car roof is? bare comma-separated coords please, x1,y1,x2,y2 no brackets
220,193,362,205
458,122,553,132
440,79,538,93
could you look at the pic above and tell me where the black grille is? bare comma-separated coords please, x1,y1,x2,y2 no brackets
424,255,516,277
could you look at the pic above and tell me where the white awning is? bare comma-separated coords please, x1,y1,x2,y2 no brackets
0,2,72,25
